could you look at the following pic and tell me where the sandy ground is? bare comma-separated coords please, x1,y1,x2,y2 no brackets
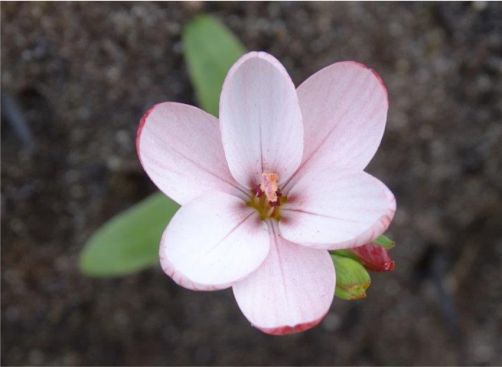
2,2,502,365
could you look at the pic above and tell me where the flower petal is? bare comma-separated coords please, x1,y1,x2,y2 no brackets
219,51,304,188
280,169,396,250
159,191,269,290
137,102,246,205
284,62,388,191
233,225,335,335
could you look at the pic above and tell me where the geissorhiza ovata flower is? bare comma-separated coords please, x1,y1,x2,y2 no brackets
137,51,396,335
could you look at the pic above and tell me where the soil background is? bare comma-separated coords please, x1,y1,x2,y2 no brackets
2,2,502,366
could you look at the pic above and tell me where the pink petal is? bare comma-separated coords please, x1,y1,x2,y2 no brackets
284,62,388,191
219,51,304,189
280,169,396,250
137,102,246,205
233,225,335,335
159,191,269,291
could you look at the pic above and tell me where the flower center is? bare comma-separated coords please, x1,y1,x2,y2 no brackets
247,172,287,221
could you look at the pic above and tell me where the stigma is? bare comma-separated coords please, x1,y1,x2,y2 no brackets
260,172,279,203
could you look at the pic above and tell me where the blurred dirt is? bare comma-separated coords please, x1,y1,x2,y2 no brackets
2,2,502,365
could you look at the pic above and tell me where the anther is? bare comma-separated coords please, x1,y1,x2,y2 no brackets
260,172,279,203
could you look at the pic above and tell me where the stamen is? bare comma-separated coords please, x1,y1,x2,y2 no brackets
260,172,279,203
247,172,286,221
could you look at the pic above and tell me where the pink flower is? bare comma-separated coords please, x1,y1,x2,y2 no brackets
137,52,396,335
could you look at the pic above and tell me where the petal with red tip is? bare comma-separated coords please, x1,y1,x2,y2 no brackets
137,102,245,205
219,51,304,188
159,192,269,291
280,169,396,250
233,226,335,335
284,61,388,191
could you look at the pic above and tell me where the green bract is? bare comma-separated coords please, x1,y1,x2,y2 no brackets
373,234,395,249
331,253,371,300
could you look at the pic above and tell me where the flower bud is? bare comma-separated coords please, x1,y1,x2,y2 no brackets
351,242,395,272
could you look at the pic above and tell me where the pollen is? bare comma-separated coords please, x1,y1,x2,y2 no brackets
260,172,279,203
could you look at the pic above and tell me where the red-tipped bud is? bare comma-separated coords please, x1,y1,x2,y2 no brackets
351,243,395,272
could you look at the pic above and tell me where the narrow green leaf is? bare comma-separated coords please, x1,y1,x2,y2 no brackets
332,253,371,301
80,193,179,277
183,14,246,116
374,234,395,250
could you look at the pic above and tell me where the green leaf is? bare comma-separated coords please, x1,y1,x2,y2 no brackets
374,234,395,250
183,14,246,116
80,193,179,277
332,253,371,301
